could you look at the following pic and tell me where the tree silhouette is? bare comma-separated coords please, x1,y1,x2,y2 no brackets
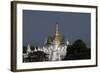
63,39,90,60
72,39,87,53
73,39,86,48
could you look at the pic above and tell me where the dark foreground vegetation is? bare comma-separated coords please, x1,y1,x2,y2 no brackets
23,39,91,62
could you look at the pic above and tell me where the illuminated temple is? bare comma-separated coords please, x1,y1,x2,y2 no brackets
24,23,69,61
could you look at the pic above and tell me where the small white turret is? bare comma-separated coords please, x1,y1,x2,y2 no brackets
66,40,70,45
38,48,41,51
34,48,37,52
27,44,31,54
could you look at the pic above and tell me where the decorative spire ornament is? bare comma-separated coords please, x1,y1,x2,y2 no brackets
52,22,62,45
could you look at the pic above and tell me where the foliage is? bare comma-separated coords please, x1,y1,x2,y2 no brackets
63,39,91,60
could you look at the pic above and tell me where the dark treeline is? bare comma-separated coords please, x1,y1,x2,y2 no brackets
23,51,48,62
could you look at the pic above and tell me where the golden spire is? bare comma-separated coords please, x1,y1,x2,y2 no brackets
53,22,62,45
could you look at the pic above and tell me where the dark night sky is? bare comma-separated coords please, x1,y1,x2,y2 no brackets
23,10,91,48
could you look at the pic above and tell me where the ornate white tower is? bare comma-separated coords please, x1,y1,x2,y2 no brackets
43,23,67,61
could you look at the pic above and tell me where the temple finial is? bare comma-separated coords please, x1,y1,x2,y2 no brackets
56,22,58,32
